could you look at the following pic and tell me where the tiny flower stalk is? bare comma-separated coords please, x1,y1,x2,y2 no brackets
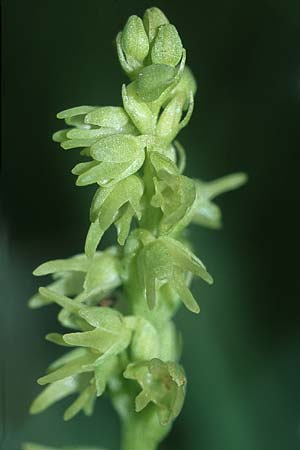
27,7,247,450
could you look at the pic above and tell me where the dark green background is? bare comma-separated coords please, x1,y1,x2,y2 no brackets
2,1,300,449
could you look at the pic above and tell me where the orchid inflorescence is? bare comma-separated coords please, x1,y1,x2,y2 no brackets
27,7,246,450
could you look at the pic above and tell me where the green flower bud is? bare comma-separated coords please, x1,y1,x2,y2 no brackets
132,64,176,102
121,15,149,65
151,24,183,67
124,358,186,426
143,7,169,43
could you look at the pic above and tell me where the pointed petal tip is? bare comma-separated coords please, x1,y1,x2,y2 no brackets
37,376,47,386
29,401,39,415
192,304,200,314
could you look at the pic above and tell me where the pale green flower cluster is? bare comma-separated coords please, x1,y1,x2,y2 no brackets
28,7,246,450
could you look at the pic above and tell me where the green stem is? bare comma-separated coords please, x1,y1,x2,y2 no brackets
121,408,170,450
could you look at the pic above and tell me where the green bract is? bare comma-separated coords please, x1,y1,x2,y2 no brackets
29,7,246,450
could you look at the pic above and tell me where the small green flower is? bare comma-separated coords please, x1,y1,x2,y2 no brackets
151,24,183,67
30,247,121,309
138,235,213,312
151,171,196,235
30,288,131,420
71,134,145,187
53,106,136,149
124,358,186,426
85,174,144,256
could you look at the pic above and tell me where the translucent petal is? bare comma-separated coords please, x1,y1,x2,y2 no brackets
163,237,213,284
156,94,185,142
29,275,84,309
174,140,186,173
23,444,106,450
90,134,143,163
85,222,104,259
87,176,143,253
61,138,99,150
63,329,118,353
38,288,81,313
46,333,72,347
30,377,77,414
83,250,121,293
33,255,88,276
49,348,86,371
38,352,96,385
150,151,179,176
57,106,96,119
192,201,222,229
52,129,69,143
122,84,155,134
75,162,129,187
170,270,200,314
204,172,248,199
71,161,98,176
64,384,96,421
66,128,115,139
78,307,123,331
84,106,130,129
65,115,91,129
135,390,151,411
115,204,135,245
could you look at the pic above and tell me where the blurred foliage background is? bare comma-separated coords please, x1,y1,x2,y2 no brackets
1,0,300,449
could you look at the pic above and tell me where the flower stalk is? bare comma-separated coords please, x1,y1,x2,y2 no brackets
26,7,246,450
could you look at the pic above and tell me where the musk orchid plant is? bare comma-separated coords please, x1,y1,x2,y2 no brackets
24,7,246,450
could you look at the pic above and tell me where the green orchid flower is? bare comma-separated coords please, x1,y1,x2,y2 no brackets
138,235,213,312
124,358,186,426
29,247,121,309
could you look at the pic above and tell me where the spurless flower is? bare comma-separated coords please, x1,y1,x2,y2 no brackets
27,7,246,450
124,358,186,426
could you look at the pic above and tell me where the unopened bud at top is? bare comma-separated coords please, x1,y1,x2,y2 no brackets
151,24,183,67
143,7,169,43
121,15,149,66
